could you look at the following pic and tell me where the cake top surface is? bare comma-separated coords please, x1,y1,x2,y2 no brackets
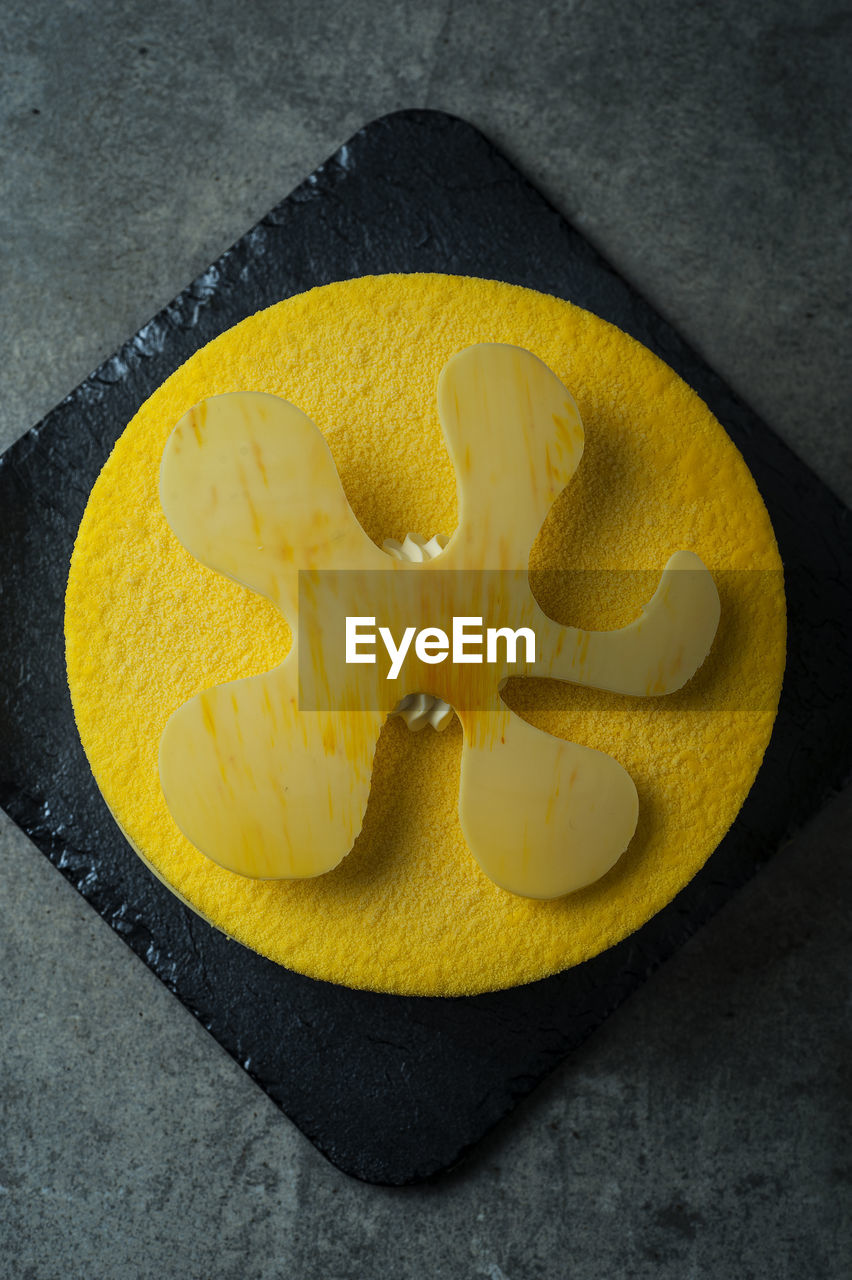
65,273,785,995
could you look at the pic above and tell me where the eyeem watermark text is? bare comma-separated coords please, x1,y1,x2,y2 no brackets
346,616,537,679
297,567,782,712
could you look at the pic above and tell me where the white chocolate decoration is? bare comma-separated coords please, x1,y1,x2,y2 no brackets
384,533,454,732
158,344,720,898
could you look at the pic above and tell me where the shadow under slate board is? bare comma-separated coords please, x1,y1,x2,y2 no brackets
1,110,851,1186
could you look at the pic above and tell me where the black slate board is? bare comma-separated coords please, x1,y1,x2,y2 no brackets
1,110,851,1186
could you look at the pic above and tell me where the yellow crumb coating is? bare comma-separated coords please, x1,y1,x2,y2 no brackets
65,274,785,995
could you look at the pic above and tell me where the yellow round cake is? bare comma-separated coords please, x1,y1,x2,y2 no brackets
65,273,785,995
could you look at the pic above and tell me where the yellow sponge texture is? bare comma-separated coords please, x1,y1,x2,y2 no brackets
65,274,785,995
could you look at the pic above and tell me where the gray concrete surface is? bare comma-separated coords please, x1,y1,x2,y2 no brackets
1,1,850,1276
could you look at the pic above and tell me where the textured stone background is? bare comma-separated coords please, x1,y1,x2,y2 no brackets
1,1,850,1276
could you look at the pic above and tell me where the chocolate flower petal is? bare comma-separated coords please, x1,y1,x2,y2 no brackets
457,700,638,899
